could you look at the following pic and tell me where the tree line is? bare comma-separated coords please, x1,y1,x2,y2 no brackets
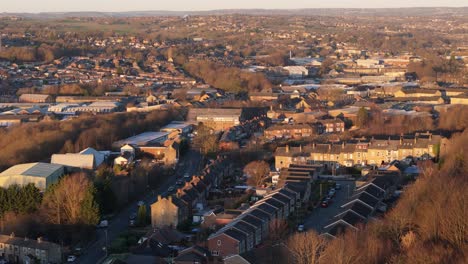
0,173,100,243
183,60,272,94
0,108,185,171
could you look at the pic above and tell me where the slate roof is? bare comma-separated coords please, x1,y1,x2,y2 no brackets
351,191,380,208
341,200,374,219
224,229,247,242
247,209,271,222
239,215,263,229
326,222,349,237
254,203,277,217
356,184,385,199
340,210,366,227
0,235,60,251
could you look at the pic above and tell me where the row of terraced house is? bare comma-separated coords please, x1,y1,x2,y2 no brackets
274,132,444,170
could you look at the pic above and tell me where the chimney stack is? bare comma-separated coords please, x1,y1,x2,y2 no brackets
285,145,290,153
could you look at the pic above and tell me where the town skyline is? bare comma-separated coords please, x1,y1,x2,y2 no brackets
2,0,468,13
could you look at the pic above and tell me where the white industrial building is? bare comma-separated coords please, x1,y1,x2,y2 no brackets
0,163,65,191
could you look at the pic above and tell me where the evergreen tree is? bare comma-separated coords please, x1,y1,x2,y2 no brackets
80,185,100,226
357,107,370,128
137,205,147,227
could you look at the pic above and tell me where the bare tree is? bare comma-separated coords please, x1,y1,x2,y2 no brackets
287,230,327,264
244,161,270,187
269,219,289,242
41,173,99,225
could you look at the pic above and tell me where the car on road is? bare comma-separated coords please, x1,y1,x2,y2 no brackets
335,184,341,190
67,255,77,262
297,224,305,232
129,212,136,220
321,197,332,208
168,186,175,192
328,188,336,197
176,180,184,186
97,220,108,228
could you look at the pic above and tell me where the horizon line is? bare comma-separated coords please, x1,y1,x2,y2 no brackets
2,6,468,15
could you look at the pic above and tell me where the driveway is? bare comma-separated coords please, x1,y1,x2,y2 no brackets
303,180,355,233
78,149,203,264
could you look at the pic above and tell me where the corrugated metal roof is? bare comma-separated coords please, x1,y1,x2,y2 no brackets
0,162,64,178
114,131,169,146
51,154,94,169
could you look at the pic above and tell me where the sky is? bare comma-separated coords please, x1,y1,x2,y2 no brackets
2,0,467,13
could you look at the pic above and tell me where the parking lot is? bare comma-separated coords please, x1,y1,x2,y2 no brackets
303,180,356,232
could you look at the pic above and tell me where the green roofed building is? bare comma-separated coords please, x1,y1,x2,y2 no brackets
0,162,64,191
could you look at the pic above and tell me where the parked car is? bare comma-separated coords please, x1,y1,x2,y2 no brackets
184,173,191,181
297,224,305,232
176,180,184,186
328,188,336,197
67,255,77,262
97,220,108,228
321,199,330,208
129,212,137,220
168,186,175,192
335,184,342,190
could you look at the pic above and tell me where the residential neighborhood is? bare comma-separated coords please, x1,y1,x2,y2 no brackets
0,4,467,264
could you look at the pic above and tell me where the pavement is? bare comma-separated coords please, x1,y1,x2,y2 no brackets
303,180,355,233
78,149,203,264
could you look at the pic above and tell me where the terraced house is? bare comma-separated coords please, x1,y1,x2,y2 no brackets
275,132,443,169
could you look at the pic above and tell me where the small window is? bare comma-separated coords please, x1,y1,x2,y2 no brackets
212,250,219,256
217,240,222,246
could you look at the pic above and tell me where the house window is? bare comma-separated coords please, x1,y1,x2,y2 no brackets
217,240,222,246
212,250,219,256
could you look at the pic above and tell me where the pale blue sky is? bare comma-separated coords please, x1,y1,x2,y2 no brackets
2,0,467,13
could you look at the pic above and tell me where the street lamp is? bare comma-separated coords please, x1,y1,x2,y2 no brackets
103,229,109,258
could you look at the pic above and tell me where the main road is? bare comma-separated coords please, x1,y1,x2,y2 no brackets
78,149,203,264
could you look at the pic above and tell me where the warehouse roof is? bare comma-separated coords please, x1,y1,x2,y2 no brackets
113,131,169,147
0,162,64,178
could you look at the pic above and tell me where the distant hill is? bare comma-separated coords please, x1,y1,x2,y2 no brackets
1,7,468,19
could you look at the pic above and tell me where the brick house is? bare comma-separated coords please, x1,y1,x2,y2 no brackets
150,195,189,228
207,229,247,257
319,119,345,133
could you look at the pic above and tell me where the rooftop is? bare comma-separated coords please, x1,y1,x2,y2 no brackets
114,131,169,146
0,162,64,178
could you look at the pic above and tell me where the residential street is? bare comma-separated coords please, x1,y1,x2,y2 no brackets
303,180,356,233
78,150,203,264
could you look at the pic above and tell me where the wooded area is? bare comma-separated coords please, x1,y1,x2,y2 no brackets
0,108,185,170
184,60,272,94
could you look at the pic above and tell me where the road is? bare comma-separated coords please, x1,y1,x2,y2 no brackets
303,180,355,233
78,150,203,264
